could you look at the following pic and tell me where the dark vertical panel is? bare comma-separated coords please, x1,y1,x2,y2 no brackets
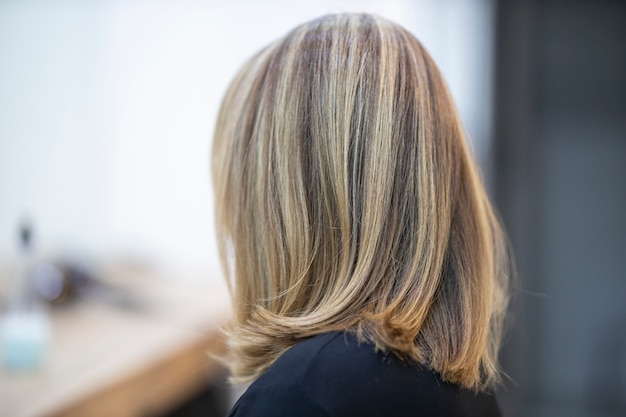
493,1,542,416
494,1,626,416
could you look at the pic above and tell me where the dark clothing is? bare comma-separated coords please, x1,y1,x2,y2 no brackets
227,332,501,417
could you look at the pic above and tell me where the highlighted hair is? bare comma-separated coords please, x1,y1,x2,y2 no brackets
212,13,509,390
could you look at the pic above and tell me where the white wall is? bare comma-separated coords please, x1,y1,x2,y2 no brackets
0,0,494,277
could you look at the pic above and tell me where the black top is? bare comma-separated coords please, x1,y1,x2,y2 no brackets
227,332,501,417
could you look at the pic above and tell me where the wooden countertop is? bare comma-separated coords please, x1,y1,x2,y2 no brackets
0,264,232,417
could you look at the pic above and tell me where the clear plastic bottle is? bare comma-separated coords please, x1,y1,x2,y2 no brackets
1,221,51,372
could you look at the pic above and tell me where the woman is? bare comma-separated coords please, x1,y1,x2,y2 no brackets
212,13,510,417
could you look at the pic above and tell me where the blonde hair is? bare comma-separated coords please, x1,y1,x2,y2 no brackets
212,13,509,391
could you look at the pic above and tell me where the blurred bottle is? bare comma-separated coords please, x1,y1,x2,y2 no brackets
1,220,51,372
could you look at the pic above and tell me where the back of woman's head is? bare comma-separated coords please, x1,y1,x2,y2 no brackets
212,13,510,391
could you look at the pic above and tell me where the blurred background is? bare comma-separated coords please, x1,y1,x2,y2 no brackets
0,0,623,416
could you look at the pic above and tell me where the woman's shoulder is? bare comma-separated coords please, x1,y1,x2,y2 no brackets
228,332,501,417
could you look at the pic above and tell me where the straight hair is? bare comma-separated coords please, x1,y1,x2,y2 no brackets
212,13,510,391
